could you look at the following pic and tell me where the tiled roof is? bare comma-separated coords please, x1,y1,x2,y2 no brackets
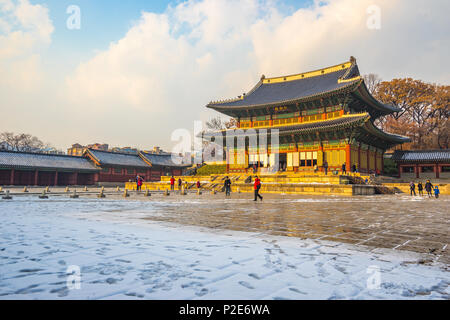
208,67,354,108
207,58,400,117
391,150,450,162
140,152,191,167
0,151,98,171
87,149,149,168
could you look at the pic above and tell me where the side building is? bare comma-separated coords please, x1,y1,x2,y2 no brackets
391,149,450,179
0,151,98,186
0,149,190,186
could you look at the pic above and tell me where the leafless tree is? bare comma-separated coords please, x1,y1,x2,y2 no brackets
0,132,45,152
363,74,382,95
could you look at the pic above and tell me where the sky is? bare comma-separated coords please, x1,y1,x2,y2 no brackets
0,0,449,152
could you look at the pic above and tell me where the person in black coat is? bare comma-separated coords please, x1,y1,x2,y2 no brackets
425,180,433,198
224,176,231,196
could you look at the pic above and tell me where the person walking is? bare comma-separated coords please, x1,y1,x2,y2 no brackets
253,176,263,201
434,185,440,199
417,181,423,196
135,175,140,191
137,175,144,191
224,176,231,197
352,164,356,173
425,180,433,198
170,176,175,191
409,181,416,196
178,178,182,190
324,161,328,175
342,163,346,174
196,180,201,189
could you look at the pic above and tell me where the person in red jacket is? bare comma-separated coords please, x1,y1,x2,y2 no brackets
253,176,263,201
170,176,175,191
196,180,201,189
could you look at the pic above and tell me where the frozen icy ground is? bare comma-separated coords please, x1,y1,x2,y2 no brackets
0,196,448,300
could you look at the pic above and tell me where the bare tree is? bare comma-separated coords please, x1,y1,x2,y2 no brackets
363,74,382,95
0,132,45,152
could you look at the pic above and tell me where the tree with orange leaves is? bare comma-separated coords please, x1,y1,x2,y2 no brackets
363,75,449,150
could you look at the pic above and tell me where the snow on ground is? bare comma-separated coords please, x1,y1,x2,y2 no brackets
0,196,448,300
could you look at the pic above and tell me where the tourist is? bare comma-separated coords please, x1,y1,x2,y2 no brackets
314,164,318,173
135,175,141,191
196,180,201,189
170,176,175,191
417,181,423,196
178,178,182,190
224,176,231,197
324,161,329,175
137,175,144,191
425,180,433,198
352,164,356,173
409,181,416,196
253,176,263,201
342,163,346,174
434,185,440,199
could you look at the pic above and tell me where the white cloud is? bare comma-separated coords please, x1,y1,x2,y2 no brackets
1,0,449,150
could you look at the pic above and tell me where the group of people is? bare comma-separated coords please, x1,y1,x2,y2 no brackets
409,180,440,198
168,175,263,201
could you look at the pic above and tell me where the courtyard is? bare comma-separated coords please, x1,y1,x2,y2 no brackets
0,190,448,299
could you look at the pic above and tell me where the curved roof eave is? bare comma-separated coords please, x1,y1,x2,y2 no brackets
363,121,411,143
356,81,402,114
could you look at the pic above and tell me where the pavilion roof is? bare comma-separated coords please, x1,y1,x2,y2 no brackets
207,57,400,116
0,150,99,172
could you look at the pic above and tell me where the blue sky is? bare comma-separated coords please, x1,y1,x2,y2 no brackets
31,0,312,69
1,0,448,150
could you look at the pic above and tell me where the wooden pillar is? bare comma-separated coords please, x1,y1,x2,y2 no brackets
34,170,39,186
54,171,58,186
415,164,419,179
435,164,439,179
345,144,351,172
9,168,15,185
398,165,402,178
73,172,79,185
374,151,378,172
366,149,370,173
357,145,361,172
381,152,385,174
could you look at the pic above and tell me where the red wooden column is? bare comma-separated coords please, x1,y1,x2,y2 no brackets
345,144,351,172
435,164,439,179
34,170,39,185
73,172,79,185
54,171,58,186
415,164,419,179
9,168,15,185
381,152,385,174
